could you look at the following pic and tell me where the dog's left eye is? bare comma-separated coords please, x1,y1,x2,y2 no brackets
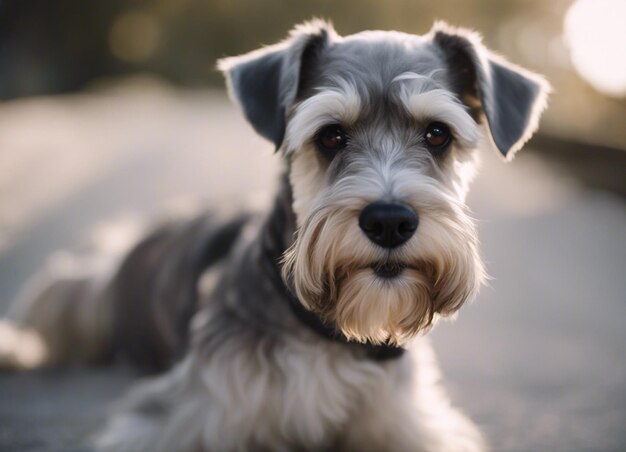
315,124,348,159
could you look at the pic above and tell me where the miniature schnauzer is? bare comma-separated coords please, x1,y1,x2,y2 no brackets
1,20,549,451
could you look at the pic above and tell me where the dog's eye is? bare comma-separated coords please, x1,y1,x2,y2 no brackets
315,124,348,159
424,122,452,152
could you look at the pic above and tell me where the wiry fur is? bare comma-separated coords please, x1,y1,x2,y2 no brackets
0,19,549,452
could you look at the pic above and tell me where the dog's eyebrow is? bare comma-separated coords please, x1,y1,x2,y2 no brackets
284,78,361,153
391,70,444,86
393,75,479,147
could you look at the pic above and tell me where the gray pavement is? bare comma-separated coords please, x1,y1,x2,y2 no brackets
0,81,624,451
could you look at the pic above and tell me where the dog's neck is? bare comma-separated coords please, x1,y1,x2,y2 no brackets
258,172,405,361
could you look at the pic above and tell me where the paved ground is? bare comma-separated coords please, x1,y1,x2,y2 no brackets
0,81,625,451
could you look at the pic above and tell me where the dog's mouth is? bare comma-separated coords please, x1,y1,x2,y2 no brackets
371,262,407,279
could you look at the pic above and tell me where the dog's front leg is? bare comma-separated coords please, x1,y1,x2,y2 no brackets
341,345,487,452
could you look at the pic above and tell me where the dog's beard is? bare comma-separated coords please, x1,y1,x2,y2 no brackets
331,267,433,344
282,183,485,346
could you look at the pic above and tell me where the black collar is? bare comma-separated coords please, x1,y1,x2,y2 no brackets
262,252,405,361
283,284,406,361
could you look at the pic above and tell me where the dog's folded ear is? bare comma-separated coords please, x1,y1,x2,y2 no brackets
218,20,334,150
432,22,550,159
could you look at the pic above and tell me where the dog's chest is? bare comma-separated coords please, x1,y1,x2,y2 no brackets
197,338,394,449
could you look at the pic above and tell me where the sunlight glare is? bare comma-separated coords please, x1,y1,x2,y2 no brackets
564,0,626,97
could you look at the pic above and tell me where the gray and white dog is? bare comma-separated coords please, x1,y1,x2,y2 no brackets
1,20,549,451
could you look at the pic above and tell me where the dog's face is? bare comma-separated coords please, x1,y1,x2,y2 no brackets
219,21,549,345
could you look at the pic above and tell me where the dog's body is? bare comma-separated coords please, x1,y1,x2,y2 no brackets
1,21,548,451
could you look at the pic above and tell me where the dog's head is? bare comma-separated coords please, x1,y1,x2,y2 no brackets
219,20,549,345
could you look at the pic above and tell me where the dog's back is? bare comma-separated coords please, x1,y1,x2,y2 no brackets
0,213,249,372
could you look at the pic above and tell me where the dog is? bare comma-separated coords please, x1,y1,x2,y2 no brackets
0,20,549,451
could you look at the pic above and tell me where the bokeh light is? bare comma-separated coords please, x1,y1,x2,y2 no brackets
564,0,626,97
109,10,161,63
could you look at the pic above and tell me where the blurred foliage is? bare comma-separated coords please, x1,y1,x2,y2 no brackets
1,0,625,150
0,0,560,97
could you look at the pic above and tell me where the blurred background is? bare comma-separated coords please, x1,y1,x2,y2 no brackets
0,0,624,451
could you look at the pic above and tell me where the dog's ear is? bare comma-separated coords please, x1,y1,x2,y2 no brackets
218,20,334,150
432,22,550,159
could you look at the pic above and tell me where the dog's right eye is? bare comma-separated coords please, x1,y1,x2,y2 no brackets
315,124,348,159
424,122,452,154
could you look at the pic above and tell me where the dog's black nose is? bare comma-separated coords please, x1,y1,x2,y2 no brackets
358,202,418,249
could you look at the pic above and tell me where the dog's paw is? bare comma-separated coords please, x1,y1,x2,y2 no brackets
0,319,47,371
